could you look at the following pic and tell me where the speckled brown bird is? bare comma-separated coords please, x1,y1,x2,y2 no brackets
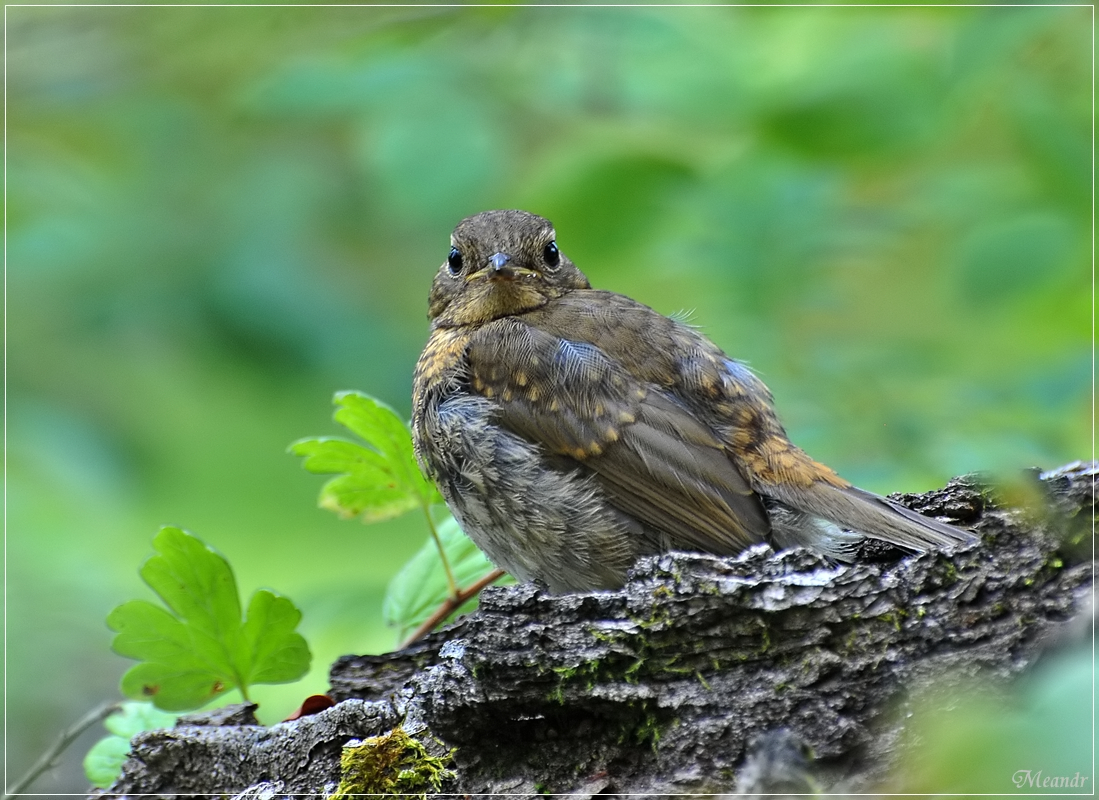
412,210,977,592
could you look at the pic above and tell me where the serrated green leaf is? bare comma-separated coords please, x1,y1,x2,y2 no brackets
108,599,205,664
84,702,179,788
239,590,311,683
108,526,311,711
331,391,437,503
118,662,232,711
383,513,508,640
290,436,421,520
139,526,242,644
290,391,442,523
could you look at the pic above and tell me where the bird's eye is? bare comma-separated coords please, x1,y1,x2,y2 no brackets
447,247,463,275
543,241,560,269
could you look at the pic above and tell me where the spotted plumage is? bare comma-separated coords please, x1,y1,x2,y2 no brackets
412,210,977,592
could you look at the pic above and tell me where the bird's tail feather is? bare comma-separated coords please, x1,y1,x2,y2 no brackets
765,480,978,555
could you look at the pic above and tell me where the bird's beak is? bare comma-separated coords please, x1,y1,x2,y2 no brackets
488,252,514,280
468,252,537,282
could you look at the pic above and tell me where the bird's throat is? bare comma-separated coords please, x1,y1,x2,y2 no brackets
438,281,554,327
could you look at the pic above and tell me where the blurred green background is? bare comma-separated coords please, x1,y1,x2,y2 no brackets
5,5,1089,792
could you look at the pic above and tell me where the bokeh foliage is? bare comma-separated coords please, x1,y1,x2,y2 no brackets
5,6,1089,791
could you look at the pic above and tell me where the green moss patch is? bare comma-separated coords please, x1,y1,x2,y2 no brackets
331,726,454,799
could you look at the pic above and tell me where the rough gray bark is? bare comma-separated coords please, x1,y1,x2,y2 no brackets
95,462,1095,799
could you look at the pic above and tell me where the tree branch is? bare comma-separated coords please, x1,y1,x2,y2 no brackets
94,462,1095,799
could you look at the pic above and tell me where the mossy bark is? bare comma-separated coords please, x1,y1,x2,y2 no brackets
95,462,1095,798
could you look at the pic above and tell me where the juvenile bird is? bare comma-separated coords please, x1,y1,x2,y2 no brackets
412,210,976,592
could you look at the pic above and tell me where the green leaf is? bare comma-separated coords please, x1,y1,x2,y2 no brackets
107,526,311,711
290,391,442,522
84,735,132,789
84,702,179,788
383,513,507,640
240,590,312,683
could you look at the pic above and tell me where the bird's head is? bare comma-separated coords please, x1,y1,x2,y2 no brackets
427,209,590,327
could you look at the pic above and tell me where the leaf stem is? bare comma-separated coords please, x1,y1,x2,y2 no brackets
399,568,505,649
4,700,122,798
422,504,460,600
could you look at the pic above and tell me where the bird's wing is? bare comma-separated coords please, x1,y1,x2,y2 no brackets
467,319,770,554
478,290,976,556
